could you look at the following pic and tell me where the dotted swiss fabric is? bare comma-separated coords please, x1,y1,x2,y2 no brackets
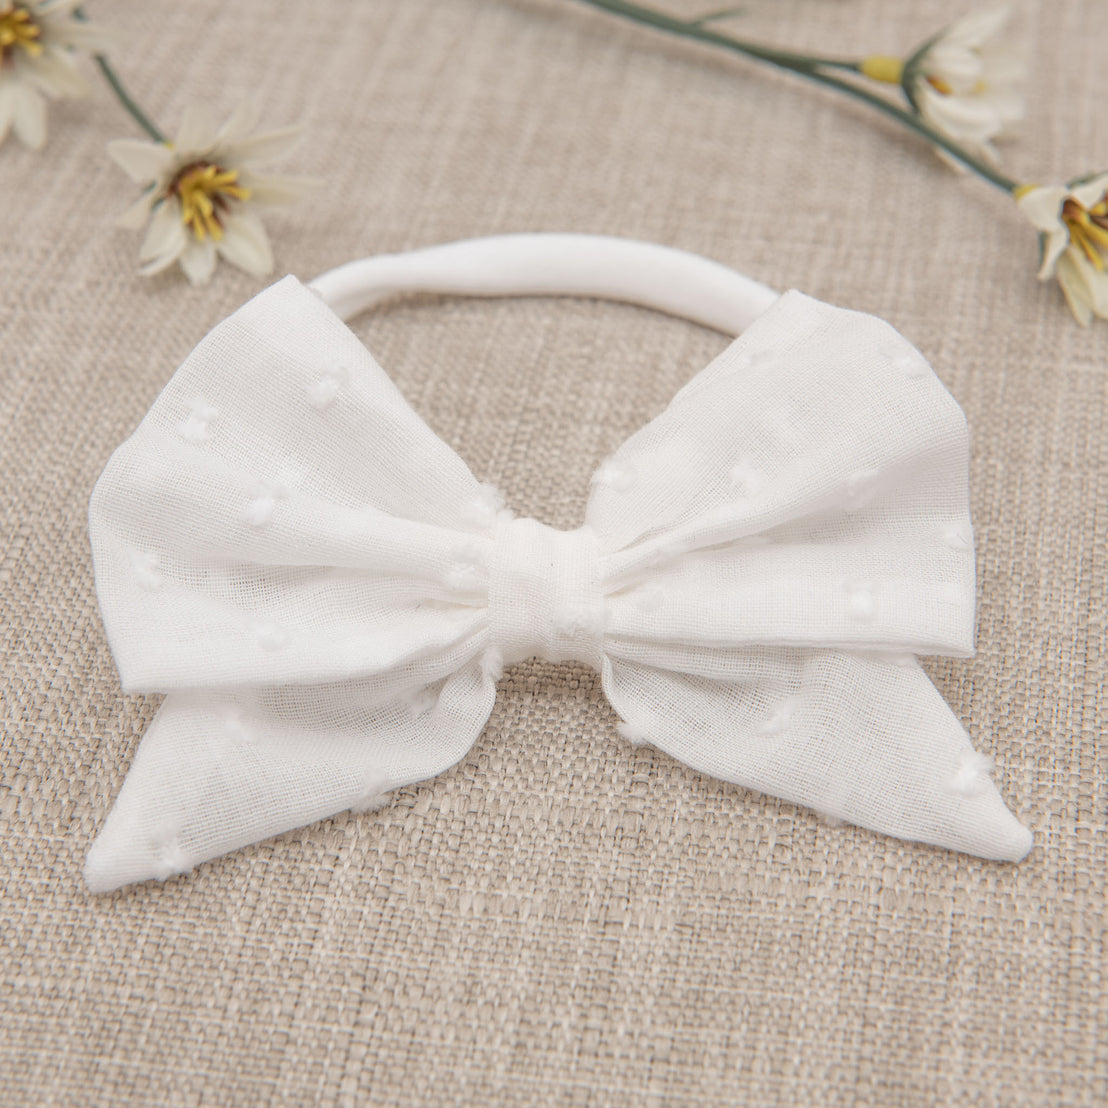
84,276,1032,892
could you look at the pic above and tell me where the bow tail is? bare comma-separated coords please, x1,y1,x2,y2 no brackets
84,663,497,893
601,650,1032,861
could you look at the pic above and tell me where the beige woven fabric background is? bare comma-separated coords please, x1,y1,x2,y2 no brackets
2,1,1105,1104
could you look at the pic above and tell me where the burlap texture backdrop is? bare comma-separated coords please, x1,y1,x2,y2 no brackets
1,1,1104,1104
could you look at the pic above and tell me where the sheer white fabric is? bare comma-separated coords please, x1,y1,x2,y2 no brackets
86,258,1031,892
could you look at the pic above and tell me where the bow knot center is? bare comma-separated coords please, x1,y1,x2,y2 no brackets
487,517,604,668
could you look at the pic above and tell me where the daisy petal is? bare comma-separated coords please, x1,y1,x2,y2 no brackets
222,124,303,166
216,209,274,277
1038,229,1071,280
239,172,323,205
215,97,261,147
1071,174,1108,210
1017,187,1068,233
1084,256,1108,318
1055,251,1094,326
925,46,983,92
942,5,1011,49
139,250,184,277
139,200,187,264
921,89,997,140
173,104,219,158
0,80,16,145
178,238,218,286
49,21,118,53
12,82,47,149
27,47,90,98
117,190,158,230
108,138,175,184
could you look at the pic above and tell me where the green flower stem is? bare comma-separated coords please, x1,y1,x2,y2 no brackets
572,0,1020,194
576,0,861,72
91,54,165,143
73,7,166,143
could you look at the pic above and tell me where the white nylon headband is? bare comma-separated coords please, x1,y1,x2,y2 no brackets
308,233,780,331
85,233,1032,893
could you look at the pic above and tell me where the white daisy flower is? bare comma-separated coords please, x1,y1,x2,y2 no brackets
907,5,1025,163
1017,173,1108,326
860,6,1024,165
0,0,111,149
108,100,320,286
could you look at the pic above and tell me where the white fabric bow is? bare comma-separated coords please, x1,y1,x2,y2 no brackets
85,235,1032,892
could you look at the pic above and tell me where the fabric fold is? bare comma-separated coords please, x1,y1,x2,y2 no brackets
601,650,1031,862
84,662,498,894
587,291,971,557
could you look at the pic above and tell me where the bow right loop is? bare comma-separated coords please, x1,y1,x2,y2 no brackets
590,289,977,659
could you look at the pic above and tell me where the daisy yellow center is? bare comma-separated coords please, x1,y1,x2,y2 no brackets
0,5,43,60
924,74,988,98
1062,194,1108,273
170,162,252,242
926,74,954,96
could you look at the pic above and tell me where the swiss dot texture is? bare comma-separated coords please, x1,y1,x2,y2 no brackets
84,277,1031,892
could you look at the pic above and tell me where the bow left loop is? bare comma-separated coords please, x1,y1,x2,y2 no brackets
87,278,508,891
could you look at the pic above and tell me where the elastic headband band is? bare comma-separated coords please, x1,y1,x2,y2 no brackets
308,233,780,334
